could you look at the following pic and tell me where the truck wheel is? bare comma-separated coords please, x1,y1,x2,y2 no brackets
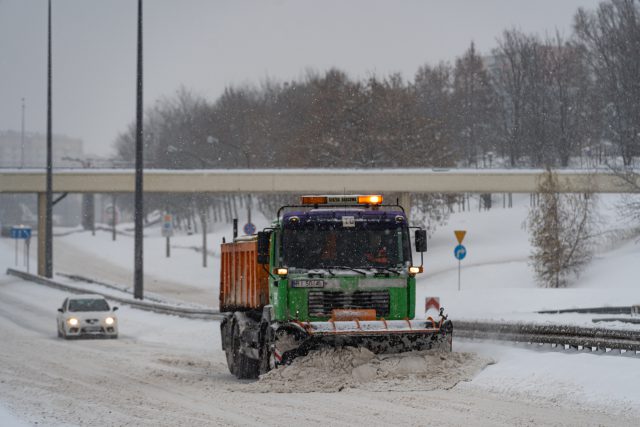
232,322,259,380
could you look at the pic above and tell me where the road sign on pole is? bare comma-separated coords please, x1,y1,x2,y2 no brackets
425,297,440,312
454,243,467,291
454,244,467,260
454,230,466,244
161,214,173,237
11,225,32,271
11,226,32,240
243,222,256,235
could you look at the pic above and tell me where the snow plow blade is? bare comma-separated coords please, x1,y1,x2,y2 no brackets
274,319,453,365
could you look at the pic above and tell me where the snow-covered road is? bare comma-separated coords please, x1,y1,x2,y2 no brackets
1,274,637,426
2,194,640,425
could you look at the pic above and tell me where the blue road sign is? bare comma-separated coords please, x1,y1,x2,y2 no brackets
243,222,256,235
454,244,467,260
11,226,32,240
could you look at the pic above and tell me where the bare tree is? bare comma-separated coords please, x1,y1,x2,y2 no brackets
574,0,640,166
491,30,532,167
546,33,598,167
452,42,498,167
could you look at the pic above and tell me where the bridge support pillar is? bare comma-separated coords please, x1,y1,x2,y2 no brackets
37,192,46,276
399,192,411,220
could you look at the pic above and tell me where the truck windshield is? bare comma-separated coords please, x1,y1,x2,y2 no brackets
281,222,411,270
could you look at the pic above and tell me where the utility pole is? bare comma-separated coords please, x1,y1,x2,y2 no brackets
44,0,53,278
133,0,144,299
20,98,25,168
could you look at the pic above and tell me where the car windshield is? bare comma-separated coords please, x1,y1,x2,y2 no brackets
282,221,411,270
68,298,110,312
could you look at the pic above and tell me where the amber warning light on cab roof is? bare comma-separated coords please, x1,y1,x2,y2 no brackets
300,194,383,205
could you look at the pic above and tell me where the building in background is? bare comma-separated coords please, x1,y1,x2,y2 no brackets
0,130,84,228
0,130,83,168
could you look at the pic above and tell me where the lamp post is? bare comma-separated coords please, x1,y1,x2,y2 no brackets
44,0,53,278
21,98,25,168
133,0,144,300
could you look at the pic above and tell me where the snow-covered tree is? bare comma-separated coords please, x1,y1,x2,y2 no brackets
527,170,597,287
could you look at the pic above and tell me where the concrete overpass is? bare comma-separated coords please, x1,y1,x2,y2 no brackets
1,168,637,194
1,168,637,276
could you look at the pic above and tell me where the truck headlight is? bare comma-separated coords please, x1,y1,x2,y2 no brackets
409,266,423,274
105,317,115,325
276,267,288,277
67,317,79,326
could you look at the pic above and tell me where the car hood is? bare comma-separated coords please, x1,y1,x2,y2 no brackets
64,311,115,319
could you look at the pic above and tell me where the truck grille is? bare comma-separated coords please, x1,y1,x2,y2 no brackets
308,290,390,318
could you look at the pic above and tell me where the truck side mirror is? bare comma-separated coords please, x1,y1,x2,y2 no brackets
257,231,270,264
415,230,427,252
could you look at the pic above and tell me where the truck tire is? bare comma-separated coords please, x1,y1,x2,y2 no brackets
232,321,259,379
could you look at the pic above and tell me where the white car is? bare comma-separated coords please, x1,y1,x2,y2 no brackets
57,294,119,339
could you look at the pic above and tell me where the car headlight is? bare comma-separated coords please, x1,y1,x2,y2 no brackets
67,317,79,326
105,317,115,325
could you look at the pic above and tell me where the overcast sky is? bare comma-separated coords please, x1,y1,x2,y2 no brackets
0,0,603,157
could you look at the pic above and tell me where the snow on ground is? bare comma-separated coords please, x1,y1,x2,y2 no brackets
415,193,640,329
247,347,493,393
456,341,640,417
0,404,28,427
0,268,638,425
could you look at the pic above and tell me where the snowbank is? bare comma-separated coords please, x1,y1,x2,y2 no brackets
246,347,493,393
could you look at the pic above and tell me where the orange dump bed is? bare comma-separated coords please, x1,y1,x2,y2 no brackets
219,239,269,312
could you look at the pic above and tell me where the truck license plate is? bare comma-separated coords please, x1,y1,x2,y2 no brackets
291,279,325,288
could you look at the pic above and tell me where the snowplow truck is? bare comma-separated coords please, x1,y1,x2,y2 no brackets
219,194,453,379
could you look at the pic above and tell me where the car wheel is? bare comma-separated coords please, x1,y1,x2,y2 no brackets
57,324,62,338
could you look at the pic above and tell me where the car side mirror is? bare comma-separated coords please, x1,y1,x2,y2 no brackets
415,230,427,252
257,231,271,264
57,308,63,313
112,307,118,312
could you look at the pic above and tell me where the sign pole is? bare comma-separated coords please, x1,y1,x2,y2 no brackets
15,238,18,266
454,230,467,292
162,213,173,258
26,238,30,273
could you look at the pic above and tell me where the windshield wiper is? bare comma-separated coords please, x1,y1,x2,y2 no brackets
329,265,367,276
307,268,336,278
375,267,401,276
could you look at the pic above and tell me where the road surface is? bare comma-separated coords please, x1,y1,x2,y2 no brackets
0,273,635,427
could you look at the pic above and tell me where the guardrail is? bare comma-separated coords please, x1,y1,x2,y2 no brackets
6,268,222,320
455,320,640,354
538,306,640,315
